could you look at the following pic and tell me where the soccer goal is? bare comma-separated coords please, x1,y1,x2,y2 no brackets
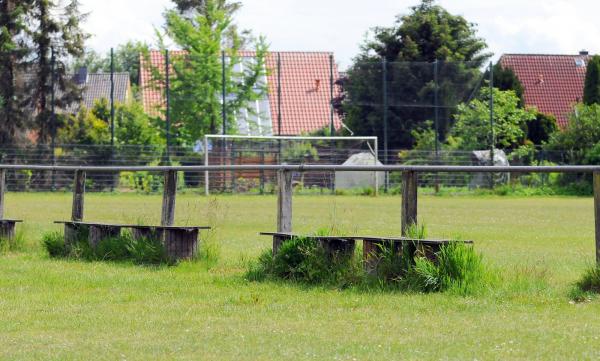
202,134,379,195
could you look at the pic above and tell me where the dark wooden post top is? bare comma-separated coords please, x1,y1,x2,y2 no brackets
401,170,418,236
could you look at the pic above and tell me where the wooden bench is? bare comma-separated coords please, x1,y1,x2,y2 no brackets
0,219,23,240
55,221,211,260
260,232,473,274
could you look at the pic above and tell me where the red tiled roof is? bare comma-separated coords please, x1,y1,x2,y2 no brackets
139,50,342,135
499,54,590,128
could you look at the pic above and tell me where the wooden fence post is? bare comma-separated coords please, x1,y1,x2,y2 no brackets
594,172,600,265
401,170,418,236
72,170,86,222
161,170,177,226
275,169,293,254
0,169,5,220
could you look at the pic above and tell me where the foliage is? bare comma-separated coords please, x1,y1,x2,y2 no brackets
72,41,150,86
336,0,490,148
584,55,600,105
546,103,600,164
0,0,32,146
570,266,600,302
42,231,68,257
27,0,88,144
526,112,557,145
0,227,25,252
490,62,524,106
452,87,535,150
57,105,110,145
156,0,268,146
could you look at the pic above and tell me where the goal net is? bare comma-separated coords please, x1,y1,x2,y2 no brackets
202,135,379,194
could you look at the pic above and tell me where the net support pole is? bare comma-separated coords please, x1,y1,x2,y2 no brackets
374,137,379,196
382,58,389,194
0,169,5,219
594,172,600,265
165,49,171,164
50,48,56,191
401,171,417,236
489,61,494,188
433,59,440,193
204,136,209,196
329,54,334,135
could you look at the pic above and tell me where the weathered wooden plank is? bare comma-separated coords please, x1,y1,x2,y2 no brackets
71,170,86,222
0,169,5,220
163,228,199,260
0,221,15,240
401,170,418,236
594,172,600,265
161,170,177,226
275,169,293,254
88,224,121,249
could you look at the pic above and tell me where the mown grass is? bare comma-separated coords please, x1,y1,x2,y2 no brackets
1,192,600,359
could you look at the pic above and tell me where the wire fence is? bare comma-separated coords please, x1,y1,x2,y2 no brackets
0,143,576,193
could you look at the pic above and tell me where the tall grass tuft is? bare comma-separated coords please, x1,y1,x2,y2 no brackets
41,230,171,266
0,227,26,253
570,265,600,302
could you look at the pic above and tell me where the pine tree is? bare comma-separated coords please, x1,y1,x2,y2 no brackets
584,55,600,105
27,0,88,144
0,0,32,145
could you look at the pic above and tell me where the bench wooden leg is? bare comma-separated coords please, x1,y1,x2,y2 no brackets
163,229,199,260
363,239,402,275
64,223,89,249
0,221,16,240
88,225,121,249
319,238,355,259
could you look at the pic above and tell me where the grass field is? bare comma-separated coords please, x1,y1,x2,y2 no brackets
1,192,600,360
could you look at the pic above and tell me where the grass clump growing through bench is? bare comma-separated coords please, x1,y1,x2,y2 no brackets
247,225,489,295
42,230,174,265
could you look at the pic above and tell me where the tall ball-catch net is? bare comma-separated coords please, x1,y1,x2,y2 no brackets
202,135,378,194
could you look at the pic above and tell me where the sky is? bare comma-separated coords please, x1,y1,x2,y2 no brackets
79,0,600,69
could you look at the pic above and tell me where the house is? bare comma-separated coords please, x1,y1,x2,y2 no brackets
499,52,591,127
70,67,131,111
139,50,342,136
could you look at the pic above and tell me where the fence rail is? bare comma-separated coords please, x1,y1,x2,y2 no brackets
2,164,600,264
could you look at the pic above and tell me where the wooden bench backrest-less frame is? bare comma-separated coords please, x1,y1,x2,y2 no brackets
56,170,210,261
0,169,23,240
260,232,473,274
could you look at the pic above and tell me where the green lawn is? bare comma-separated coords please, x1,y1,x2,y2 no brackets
1,193,600,360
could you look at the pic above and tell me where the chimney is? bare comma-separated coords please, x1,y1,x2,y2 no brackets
77,67,88,84
315,79,321,91
580,50,589,56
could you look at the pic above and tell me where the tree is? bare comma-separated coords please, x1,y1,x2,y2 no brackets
547,103,600,164
73,41,150,87
526,112,557,145
584,55,600,105
337,0,490,149
158,0,268,145
491,62,524,106
27,0,88,145
452,88,535,150
0,0,32,146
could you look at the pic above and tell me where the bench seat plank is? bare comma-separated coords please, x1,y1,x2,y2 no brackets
54,220,210,230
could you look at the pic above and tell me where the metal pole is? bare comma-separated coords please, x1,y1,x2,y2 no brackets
433,59,440,193
204,135,209,196
50,47,56,191
222,50,227,134
277,53,282,167
489,61,494,188
382,57,389,193
110,48,115,192
165,49,171,164
374,137,379,196
110,48,115,148
329,54,334,136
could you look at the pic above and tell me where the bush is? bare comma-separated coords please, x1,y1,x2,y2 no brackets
571,266,600,302
247,235,361,287
42,230,171,265
42,231,68,257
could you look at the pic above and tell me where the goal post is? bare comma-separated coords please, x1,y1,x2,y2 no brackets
203,134,379,195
